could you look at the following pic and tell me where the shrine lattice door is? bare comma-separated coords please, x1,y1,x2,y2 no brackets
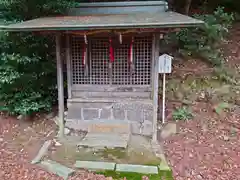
70,35,152,88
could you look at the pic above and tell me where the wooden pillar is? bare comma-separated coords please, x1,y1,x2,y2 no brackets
152,34,160,143
56,34,64,137
66,34,72,99
151,34,156,98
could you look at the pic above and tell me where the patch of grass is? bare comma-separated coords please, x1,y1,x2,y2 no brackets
126,150,162,166
214,102,232,115
166,76,224,102
212,67,238,85
96,148,162,166
96,170,173,180
172,106,193,121
184,77,210,90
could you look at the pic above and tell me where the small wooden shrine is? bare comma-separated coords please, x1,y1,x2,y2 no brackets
1,1,203,141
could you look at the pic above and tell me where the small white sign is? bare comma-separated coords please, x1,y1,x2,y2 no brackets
158,54,173,74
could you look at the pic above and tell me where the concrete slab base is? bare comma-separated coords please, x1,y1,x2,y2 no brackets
39,159,74,180
31,140,52,164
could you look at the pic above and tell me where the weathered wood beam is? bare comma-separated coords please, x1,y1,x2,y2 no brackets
71,84,151,92
56,34,64,137
64,28,182,36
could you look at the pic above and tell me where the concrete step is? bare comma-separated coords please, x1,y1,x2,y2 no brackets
78,132,130,148
75,161,116,171
116,164,159,174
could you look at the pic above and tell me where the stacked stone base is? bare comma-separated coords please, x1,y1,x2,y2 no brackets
66,98,153,136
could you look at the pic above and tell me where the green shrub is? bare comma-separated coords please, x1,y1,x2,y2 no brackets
172,107,193,121
0,53,57,115
208,0,240,14
167,7,234,66
0,29,57,116
0,0,75,21
0,0,75,115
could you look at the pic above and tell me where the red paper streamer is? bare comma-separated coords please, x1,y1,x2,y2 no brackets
109,38,114,63
129,37,134,65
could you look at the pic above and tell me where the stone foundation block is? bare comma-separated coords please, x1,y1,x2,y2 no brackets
113,108,125,120
141,120,153,136
83,108,99,120
88,119,130,134
127,109,144,122
100,108,112,119
66,99,154,136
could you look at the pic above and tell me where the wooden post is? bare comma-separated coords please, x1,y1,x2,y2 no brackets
162,73,166,124
152,34,160,143
56,34,64,137
151,34,156,98
66,34,72,99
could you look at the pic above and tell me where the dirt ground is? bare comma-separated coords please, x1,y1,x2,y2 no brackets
162,23,240,180
0,114,110,180
163,104,240,180
0,24,239,180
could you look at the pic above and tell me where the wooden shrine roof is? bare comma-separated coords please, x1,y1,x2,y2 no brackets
0,12,203,32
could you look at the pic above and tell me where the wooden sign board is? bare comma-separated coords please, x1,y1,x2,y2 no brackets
158,54,173,74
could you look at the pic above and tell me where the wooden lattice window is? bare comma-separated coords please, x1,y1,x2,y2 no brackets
71,35,152,85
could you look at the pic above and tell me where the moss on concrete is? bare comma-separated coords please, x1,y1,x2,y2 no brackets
96,170,173,180
97,148,127,159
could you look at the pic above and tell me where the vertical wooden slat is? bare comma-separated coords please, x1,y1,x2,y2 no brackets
89,39,92,84
152,34,160,143
56,34,64,137
109,63,113,85
84,46,89,77
66,34,72,99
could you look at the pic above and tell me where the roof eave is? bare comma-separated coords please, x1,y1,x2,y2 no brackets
0,22,204,32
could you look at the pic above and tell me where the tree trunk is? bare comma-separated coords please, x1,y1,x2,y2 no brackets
184,0,192,15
